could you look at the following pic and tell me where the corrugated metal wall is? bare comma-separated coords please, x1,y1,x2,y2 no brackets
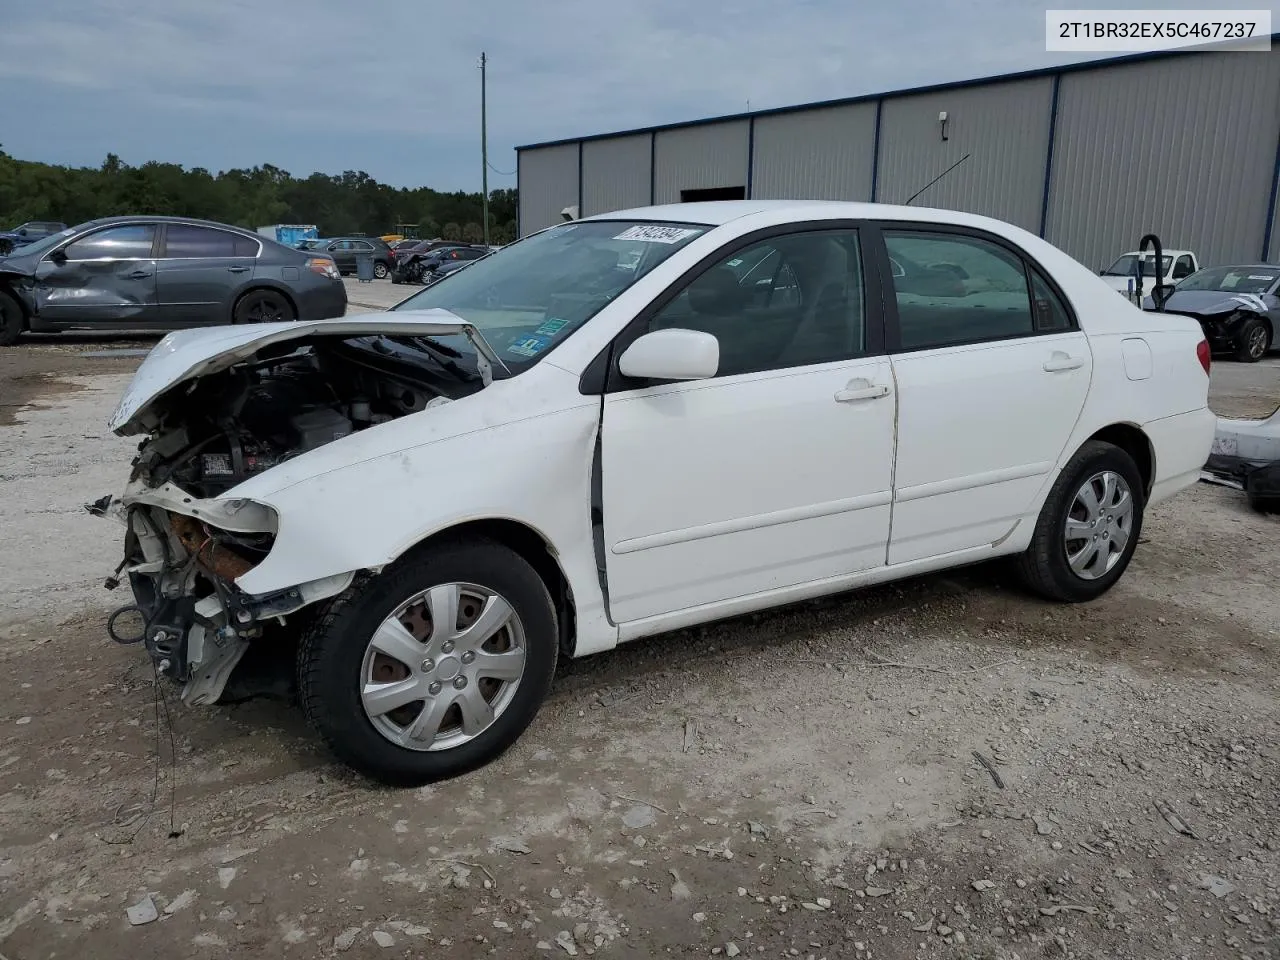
517,144,579,236
875,78,1054,232
1045,51,1280,270
582,134,652,217
1270,174,1280,261
652,121,750,204
751,103,878,200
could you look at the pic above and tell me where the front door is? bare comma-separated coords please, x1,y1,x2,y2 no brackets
155,223,260,324
878,226,1093,565
600,226,896,624
34,223,159,325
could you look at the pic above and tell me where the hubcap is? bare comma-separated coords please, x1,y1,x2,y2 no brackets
1063,470,1134,581
359,582,527,752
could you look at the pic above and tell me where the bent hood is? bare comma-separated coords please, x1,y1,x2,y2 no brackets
1148,289,1275,317
108,309,509,436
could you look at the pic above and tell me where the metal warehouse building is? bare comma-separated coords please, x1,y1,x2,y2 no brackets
515,39,1280,271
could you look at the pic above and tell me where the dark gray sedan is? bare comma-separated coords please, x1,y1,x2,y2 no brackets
0,216,348,346
1144,263,1279,362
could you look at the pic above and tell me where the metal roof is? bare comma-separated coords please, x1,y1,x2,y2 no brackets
515,34,1280,152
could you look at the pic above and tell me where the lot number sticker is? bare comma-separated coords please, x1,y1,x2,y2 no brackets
612,225,701,244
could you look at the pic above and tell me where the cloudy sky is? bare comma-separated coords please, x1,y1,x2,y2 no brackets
0,1,1274,191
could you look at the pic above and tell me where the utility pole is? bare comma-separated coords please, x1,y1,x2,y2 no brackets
480,51,490,247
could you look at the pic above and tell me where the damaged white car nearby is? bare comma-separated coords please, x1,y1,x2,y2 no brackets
95,200,1217,786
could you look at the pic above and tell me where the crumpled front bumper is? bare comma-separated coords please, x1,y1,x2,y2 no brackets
90,480,354,706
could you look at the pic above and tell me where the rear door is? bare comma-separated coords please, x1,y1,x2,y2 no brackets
34,223,159,325
156,223,261,324
875,224,1092,565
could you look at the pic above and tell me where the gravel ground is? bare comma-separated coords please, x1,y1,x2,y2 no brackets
0,337,1278,960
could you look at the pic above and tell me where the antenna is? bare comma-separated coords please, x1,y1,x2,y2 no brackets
904,153,971,205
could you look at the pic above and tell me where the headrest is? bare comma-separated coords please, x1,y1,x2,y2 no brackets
688,266,750,316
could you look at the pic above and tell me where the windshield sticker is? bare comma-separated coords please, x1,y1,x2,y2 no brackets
1221,273,1241,288
535,317,570,336
508,334,551,358
726,258,744,267
1247,275,1276,281
612,225,701,244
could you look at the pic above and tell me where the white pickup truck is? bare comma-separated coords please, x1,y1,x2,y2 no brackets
1100,249,1199,299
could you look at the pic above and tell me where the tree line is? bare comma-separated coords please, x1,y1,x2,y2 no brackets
0,147,518,244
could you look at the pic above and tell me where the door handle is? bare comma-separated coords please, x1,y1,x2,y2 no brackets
127,270,153,279
228,265,250,273
834,381,890,403
1043,352,1084,372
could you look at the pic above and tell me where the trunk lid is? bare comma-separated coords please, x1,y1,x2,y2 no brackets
108,310,509,436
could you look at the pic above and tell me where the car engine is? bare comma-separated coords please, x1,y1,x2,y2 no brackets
129,338,466,499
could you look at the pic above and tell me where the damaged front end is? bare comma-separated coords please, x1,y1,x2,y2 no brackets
91,312,504,705
1200,405,1280,514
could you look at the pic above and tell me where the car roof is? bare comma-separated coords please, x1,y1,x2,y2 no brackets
579,199,1057,234
82,215,263,238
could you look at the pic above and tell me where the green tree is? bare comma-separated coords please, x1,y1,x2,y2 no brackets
0,147,519,242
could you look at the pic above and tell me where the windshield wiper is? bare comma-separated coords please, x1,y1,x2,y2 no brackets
412,335,463,358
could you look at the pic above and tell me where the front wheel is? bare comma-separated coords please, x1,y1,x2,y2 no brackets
1015,440,1145,602
0,239,13,258
0,290,25,346
1233,317,1271,363
233,289,296,324
298,539,559,786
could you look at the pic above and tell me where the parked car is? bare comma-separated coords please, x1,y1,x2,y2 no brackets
0,220,67,257
95,200,1214,786
394,243,488,284
1100,248,1199,298
1142,263,1279,362
296,238,329,251
1201,403,1280,512
311,237,395,278
0,216,346,345
424,256,482,284
391,239,422,252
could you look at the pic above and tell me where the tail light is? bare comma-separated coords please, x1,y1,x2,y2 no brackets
307,257,342,281
1196,339,1211,375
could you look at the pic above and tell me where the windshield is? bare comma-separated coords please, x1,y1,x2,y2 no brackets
5,225,79,259
1175,266,1280,295
389,219,709,371
1103,254,1172,277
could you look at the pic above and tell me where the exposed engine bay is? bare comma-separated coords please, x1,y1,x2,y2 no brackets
94,333,487,703
130,335,480,498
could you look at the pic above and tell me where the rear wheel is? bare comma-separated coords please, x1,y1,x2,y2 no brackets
233,289,296,324
373,261,389,279
1015,440,1145,602
1233,317,1271,363
0,290,26,346
298,538,558,786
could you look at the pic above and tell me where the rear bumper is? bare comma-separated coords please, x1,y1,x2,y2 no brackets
296,280,347,321
1145,407,1216,506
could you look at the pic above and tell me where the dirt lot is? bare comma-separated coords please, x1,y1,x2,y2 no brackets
1,334,1278,960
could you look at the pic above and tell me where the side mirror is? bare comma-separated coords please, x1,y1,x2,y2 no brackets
17,228,28,237
618,328,719,381
48,247,67,263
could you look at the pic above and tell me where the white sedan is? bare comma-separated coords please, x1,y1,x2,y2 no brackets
98,200,1215,786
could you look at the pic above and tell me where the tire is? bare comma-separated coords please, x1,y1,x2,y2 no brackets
0,289,26,346
1248,494,1280,515
233,289,296,324
298,538,559,786
1233,316,1271,363
0,239,13,257
373,261,389,280
1015,440,1145,602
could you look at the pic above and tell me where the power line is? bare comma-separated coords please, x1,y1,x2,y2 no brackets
486,161,516,177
